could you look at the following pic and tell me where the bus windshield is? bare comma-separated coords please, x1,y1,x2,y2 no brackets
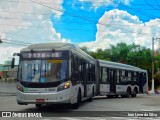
18,59,68,83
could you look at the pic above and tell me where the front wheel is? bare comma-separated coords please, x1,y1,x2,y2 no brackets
35,104,42,108
72,90,81,109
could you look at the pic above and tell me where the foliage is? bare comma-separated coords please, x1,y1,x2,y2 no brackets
80,42,158,82
154,71,160,89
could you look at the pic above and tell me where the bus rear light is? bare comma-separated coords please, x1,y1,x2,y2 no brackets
57,81,70,92
17,85,24,92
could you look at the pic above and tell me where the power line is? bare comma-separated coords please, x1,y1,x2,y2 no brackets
21,0,156,37
0,25,153,38
0,31,46,41
2,38,31,44
1,10,159,20
1,16,160,28
0,23,154,36
156,0,160,9
1,41,29,46
0,0,158,40
144,0,160,10
0,10,51,16
2,0,160,7
0,37,31,46
109,0,160,19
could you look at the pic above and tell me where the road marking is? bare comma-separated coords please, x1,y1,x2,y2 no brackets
112,117,124,119
40,119,52,120
60,117,81,120
85,117,107,120
112,117,128,120
141,109,156,111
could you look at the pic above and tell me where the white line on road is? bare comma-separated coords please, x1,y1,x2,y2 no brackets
40,118,52,120
60,117,82,120
85,117,107,120
140,109,157,111
112,117,128,120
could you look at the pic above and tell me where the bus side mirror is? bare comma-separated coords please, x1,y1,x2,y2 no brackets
11,58,15,69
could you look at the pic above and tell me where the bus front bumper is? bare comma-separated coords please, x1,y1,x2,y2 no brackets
16,89,71,105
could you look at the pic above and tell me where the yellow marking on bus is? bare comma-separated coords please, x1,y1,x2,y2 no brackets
48,60,63,63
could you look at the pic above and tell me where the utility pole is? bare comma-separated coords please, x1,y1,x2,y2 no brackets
150,37,160,94
0,36,2,43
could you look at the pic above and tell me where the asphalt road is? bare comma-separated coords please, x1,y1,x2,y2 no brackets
0,94,160,120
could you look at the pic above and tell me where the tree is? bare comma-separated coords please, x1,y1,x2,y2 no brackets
154,70,160,89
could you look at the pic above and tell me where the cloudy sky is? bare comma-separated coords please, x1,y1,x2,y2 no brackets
0,0,160,63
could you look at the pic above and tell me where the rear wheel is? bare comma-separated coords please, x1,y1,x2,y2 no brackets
115,95,119,98
107,95,113,98
121,88,131,98
126,88,131,98
131,89,137,97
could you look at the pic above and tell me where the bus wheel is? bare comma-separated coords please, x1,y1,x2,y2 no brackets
72,90,81,109
126,88,131,98
35,104,42,108
131,89,137,97
88,88,94,102
115,95,119,98
107,95,113,98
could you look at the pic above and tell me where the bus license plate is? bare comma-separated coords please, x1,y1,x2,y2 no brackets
36,99,45,103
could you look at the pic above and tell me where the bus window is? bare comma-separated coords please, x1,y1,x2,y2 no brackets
117,70,120,83
134,72,137,81
131,72,134,81
101,67,108,83
121,70,125,82
71,56,78,85
125,71,128,81
128,71,131,81
91,64,95,82
78,59,83,82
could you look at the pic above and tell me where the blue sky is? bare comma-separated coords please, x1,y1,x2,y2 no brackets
0,0,160,63
52,0,160,43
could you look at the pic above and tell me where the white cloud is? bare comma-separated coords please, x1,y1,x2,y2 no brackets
79,9,160,51
0,46,22,64
78,0,132,9
0,0,72,64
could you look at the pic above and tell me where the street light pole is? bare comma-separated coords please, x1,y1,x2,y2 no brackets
0,36,2,43
150,37,155,93
150,37,160,94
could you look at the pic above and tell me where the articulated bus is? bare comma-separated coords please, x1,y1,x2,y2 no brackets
12,43,95,108
95,60,148,98
12,43,148,108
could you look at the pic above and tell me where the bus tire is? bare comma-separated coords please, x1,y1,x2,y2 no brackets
88,88,94,102
115,95,119,98
107,95,113,98
35,104,42,108
131,88,137,97
126,88,131,98
72,89,81,109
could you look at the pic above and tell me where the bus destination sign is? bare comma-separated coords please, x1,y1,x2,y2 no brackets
22,52,62,59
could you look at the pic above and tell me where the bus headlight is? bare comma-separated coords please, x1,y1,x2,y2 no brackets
57,81,70,92
17,85,24,92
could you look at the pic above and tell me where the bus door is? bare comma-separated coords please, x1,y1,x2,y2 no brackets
109,69,116,93
139,73,143,93
83,61,87,97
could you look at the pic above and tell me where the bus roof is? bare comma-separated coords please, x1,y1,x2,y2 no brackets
98,59,147,73
20,43,95,62
21,43,76,51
